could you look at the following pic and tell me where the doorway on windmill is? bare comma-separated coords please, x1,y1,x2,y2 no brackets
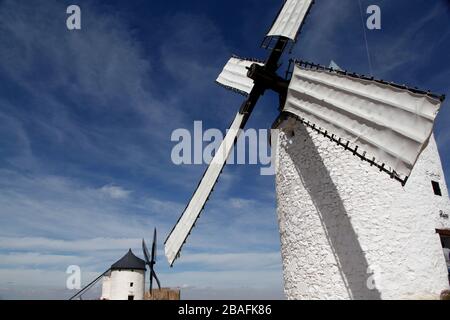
436,229,450,284
128,295,134,301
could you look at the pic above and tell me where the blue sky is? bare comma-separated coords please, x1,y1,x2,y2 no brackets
0,0,449,300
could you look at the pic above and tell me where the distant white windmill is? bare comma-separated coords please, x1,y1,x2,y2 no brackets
165,0,450,299
69,230,162,300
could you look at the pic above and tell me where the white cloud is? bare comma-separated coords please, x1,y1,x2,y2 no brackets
0,268,285,300
0,169,160,240
99,184,132,200
142,198,184,216
0,0,285,300
180,287,285,300
0,252,92,267
229,198,255,209
0,237,141,253
370,3,447,78
0,268,100,292
0,0,156,117
176,252,282,271
161,269,283,291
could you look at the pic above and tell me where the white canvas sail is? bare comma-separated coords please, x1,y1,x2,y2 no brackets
282,63,442,179
267,0,313,41
216,57,263,96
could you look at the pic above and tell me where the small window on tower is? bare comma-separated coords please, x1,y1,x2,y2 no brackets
130,282,134,287
432,181,442,196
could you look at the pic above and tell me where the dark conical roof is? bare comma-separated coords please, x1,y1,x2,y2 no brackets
111,249,146,271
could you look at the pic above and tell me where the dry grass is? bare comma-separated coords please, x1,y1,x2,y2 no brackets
144,288,181,300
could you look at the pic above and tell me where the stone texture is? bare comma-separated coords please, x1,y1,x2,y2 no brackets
275,120,450,300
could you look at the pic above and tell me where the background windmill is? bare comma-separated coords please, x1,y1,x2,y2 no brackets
69,229,167,300
70,248,147,301
142,228,161,294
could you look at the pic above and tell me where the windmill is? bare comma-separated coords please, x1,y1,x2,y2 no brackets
164,0,446,268
142,228,161,293
68,231,163,301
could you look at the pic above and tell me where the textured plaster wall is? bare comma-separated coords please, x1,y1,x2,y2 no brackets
101,270,145,300
275,120,450,300
100,275,111,300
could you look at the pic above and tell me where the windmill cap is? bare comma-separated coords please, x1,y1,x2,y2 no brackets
110,249,146,271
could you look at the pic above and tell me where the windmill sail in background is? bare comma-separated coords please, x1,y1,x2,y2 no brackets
329,60,342,71
143,228,161,292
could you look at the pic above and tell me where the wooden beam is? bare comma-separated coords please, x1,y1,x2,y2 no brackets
436,229,450,237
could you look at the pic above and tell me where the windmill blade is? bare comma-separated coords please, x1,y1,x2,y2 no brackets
142,239,151,264
216,56,264,96
151,269,161,290
165,110,246,266
165,33,289,267
266,0,314,41
149,270,153,293
279,61,444,183
151,228,157,263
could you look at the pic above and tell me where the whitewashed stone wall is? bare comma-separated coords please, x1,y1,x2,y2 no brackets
100,274,111,300
101,270,145,300
275,120,450,300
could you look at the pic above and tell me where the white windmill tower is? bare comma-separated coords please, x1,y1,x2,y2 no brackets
69,230,162,300
164,0,450,299
100,249,146,300
101,231,162,300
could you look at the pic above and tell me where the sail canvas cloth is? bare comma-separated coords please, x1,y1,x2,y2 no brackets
282,64,442,179
165,112,245,266
267,0,313,41
216,57,263,96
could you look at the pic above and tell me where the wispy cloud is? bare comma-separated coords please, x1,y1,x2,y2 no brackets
99,184,132,200
0,237,141,253
0,252,92,268
176,252,282,271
